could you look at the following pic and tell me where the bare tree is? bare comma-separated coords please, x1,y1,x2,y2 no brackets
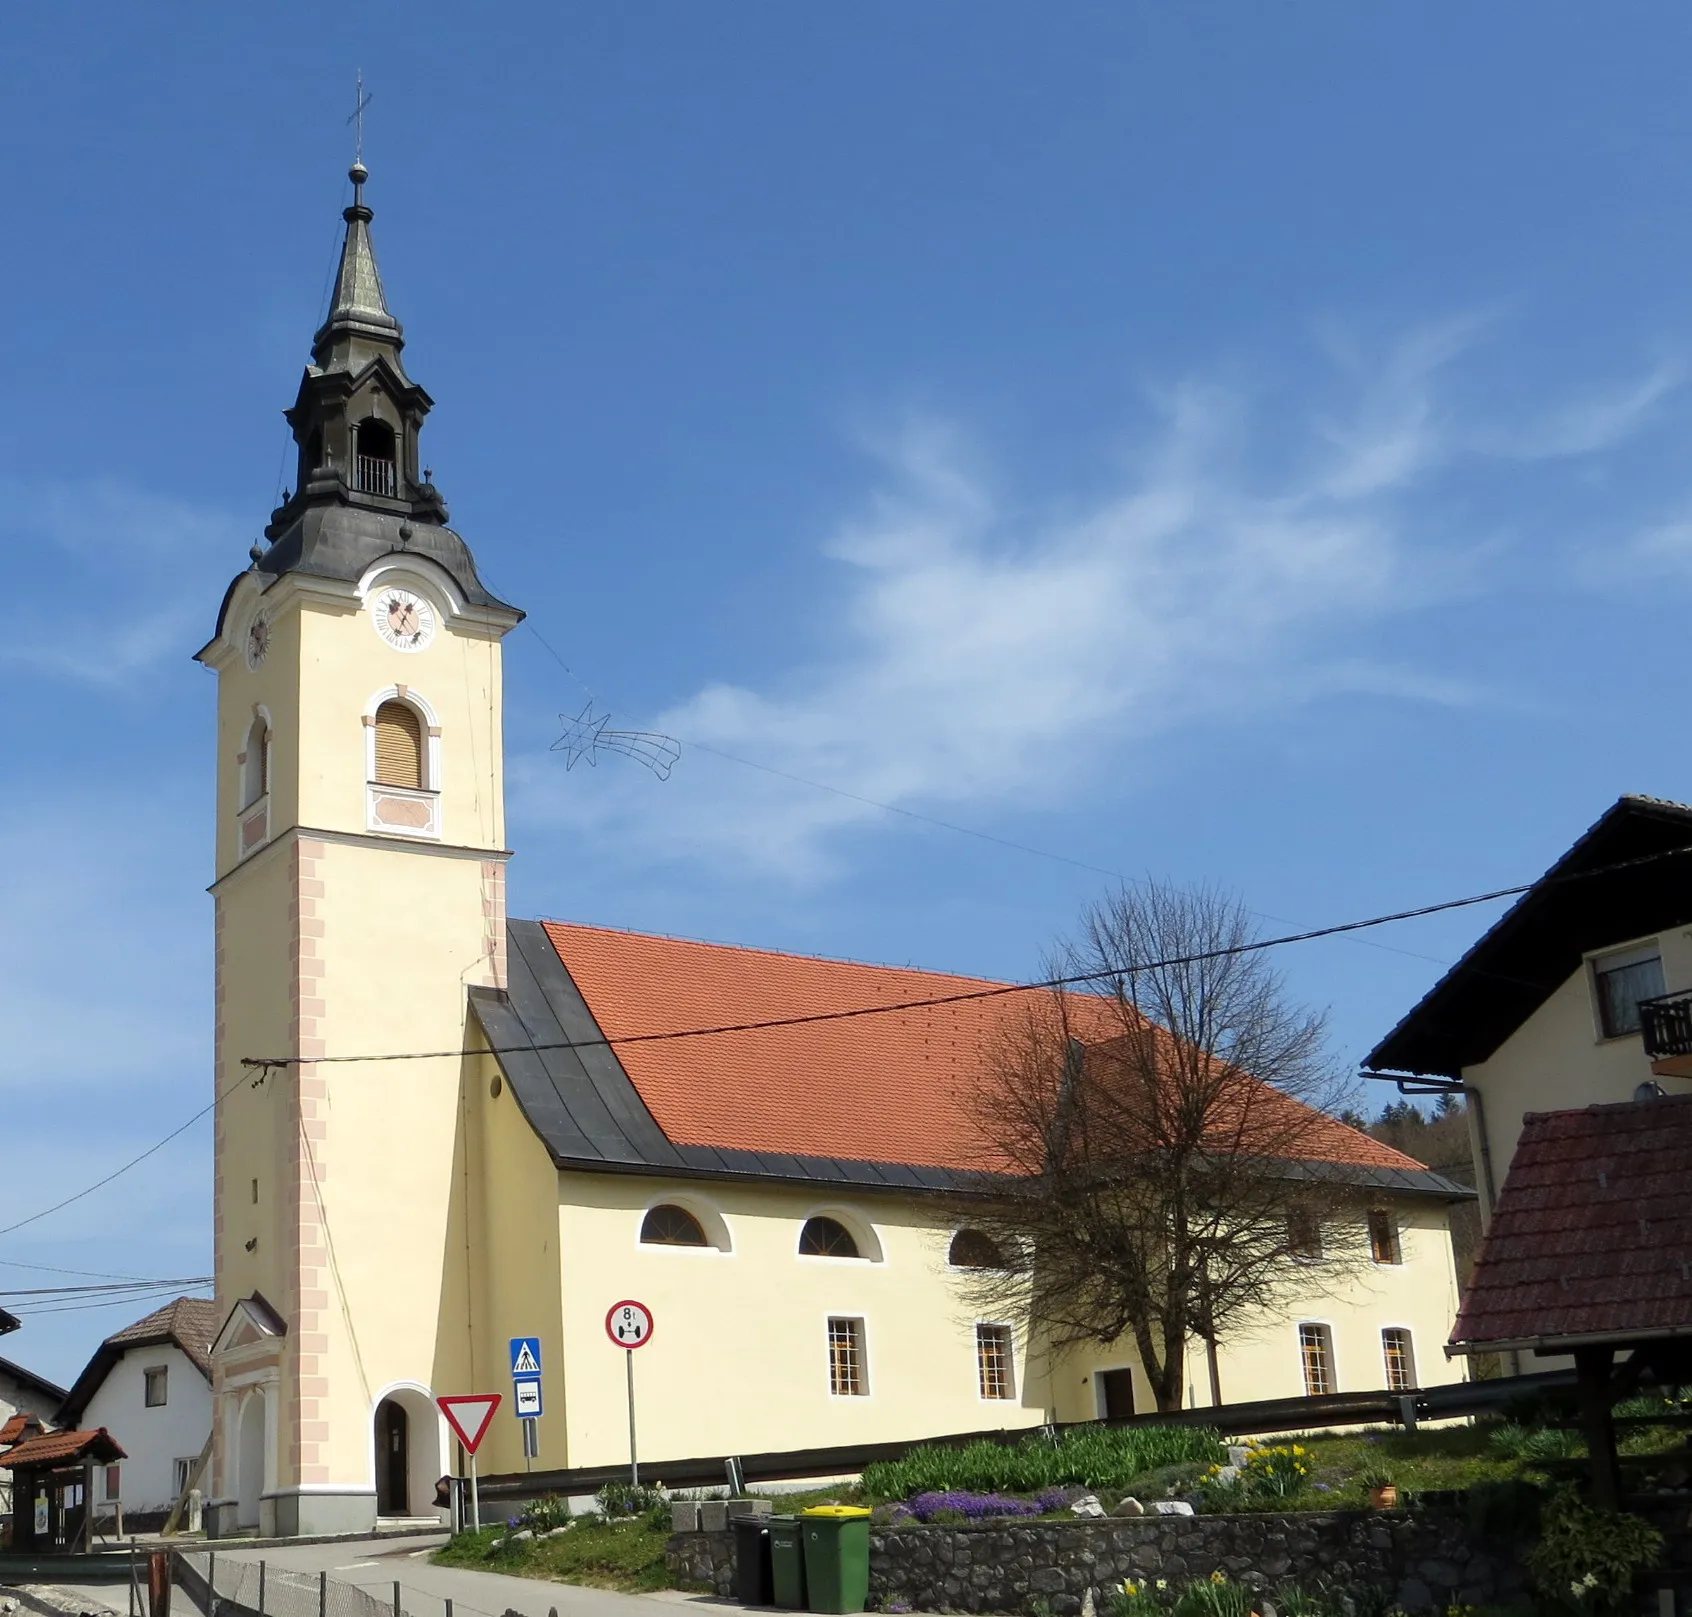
952,881,1372,1413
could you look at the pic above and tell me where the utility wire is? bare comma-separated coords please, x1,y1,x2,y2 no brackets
0,1278,213,1299
239,839,1692,1071
7,841,1687,1249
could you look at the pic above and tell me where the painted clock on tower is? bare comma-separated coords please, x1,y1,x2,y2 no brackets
373,586,436,652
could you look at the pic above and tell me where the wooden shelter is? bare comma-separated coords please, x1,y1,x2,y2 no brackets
1448,1092,1692,1507
0,1427,126,1554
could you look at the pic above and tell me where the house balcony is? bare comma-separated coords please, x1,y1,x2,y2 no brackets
1640,990,1692,1078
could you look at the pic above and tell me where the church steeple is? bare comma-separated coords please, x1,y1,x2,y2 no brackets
314,161,400,363
239,163,516,623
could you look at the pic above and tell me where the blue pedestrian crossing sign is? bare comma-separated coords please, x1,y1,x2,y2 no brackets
510,1337,542,1379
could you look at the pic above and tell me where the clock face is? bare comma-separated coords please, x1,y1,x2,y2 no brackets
372,587,436,653
245,614,270,670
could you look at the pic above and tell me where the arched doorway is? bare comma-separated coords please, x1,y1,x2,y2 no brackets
375,1399,408,1516
236,1395,265,1529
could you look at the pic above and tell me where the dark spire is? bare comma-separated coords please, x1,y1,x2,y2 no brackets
314,161,403,370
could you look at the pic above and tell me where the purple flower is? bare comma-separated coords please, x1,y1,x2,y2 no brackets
1034,1488,1071,1513
906,1491,1046,1522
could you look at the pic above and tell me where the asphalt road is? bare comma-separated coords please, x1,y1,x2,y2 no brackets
205,1536,722,1617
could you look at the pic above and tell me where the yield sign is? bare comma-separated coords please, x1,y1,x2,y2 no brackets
437,1393,501,1454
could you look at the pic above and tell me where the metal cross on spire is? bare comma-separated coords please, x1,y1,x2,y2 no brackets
347,68,373,166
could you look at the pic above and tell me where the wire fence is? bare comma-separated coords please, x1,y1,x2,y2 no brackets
176,1551,427,1617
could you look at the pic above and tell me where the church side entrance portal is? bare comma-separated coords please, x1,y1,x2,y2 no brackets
376,1399,408,1516
236,1395,266,1530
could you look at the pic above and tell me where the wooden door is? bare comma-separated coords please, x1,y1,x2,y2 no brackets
377,1400,408,1515
1099,1368,1136,1420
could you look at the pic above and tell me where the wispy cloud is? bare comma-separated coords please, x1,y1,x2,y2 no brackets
523,321,1629,878
0,476,237,686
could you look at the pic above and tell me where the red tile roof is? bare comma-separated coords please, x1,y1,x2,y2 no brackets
1451,1093,1692,1351
0,1413,43,1446
0,1427,125,1468
542,922,1424,1176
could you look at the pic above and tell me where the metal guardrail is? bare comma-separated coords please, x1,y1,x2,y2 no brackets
472,1366,1577,1503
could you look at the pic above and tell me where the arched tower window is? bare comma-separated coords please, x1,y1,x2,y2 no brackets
240,717,269,809
297,427,323,493
354,418,397,497
372,700,423,789
640,1205,708,1247
799,1216,861,1259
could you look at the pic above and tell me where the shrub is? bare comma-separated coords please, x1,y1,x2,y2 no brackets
1487,1422,1580,1463
1523,1491,1663,1616
861,1426,1222,1498
595,1480,667,1518
1113,1579,1173,1617
1173,1572,1253,1617
519,1495,574,1531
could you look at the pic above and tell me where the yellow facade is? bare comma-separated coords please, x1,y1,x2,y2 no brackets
1462,938,1692,1227
203,555,518,1535
447,1049,1464,1476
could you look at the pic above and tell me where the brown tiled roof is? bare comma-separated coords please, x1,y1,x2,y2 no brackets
1450,1093,1692,1351
542,921,1424,1176
0,1427,125,1468
103,1298,217,1377
56,1296,217,1427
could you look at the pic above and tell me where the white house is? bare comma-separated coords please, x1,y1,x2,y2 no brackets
1367,794,1692,1225
57,1298,216,1524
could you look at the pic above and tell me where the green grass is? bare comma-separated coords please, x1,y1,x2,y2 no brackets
861,1425,1223,1497
432,1516,679,1593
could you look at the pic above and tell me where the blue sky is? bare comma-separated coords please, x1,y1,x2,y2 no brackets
4,3,1692,1379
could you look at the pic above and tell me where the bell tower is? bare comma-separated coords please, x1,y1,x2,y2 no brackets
196,164,522,1536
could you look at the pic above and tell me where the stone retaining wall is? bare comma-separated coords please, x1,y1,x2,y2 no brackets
667,1509,1526,1615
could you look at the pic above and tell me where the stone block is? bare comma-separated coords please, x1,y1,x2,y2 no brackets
670,1502,699,1532
1151,1501,1194,1517
699,1501,729,1532
728,1496,773,1518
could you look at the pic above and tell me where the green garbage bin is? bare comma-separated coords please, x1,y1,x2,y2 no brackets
800,1506,871,1614
769,1515,808,1609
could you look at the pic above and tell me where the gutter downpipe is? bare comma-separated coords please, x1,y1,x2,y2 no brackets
1459,1082,1521,1377
1365,1067,1520,1379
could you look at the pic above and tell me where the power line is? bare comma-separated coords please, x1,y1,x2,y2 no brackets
0,1064,256,1244
236,837,1692,1072
0,1278,212,1299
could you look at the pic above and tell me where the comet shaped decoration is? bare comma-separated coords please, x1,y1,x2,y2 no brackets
552,703,681,780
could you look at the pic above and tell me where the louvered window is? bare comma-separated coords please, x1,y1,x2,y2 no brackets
240,718,269,809
373,700,424,788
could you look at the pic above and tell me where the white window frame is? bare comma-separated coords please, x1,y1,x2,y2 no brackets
1297,1321,1336,1397
825,1315,870,1398
1380,1325,1417,1392
1586,938,1665,1043
634,1193,734,1256
363,685,444,840
973,1321,1017,1402
796,1206,884,1264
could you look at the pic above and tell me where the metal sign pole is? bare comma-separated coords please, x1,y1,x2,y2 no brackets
626,1347,638,1487
470,1451,480,1534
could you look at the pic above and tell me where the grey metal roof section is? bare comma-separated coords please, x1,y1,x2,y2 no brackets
473,921,1453,1200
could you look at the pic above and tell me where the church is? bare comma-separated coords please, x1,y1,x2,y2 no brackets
195,163,1470,1537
